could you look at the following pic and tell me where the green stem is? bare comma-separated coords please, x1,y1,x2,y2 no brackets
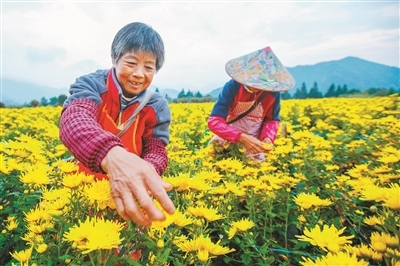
284,191,290,249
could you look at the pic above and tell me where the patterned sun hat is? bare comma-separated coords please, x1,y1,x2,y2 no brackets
225,46,296,92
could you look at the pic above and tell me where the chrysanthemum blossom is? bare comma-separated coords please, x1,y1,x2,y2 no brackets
187,206,224,221
10,247,33,265
360,183,400,210
300,251,368,266
227,218,255,239
177,235,235,260
294,193,333,210
63,217,125,254
296,224,354,253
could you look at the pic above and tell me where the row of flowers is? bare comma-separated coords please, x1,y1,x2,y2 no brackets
0,95,399,265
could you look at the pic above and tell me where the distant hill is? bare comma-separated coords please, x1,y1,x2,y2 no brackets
207,87,223,98
1,79,69,106
287,56,399,94
2,56,398,105
157,88,179,99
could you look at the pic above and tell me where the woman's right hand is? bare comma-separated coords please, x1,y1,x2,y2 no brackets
239,133,267,154
101,146,175,227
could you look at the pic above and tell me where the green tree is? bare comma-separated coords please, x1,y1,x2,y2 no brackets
281,91,292,100
155,87,160,93
335,85,343,96
178,89,186,99
325,84,336,98
293,88,301,99
40,97,48,106
348,88,361,95
0,102,5,108
49,96,58,106
30,99,39,107
308,82,323,98
388,87,398,95
186,90,194,98
299,82,308,99
342,84,349,95
57,94,68,106
195,91,203,98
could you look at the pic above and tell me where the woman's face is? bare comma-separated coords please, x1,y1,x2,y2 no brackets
113,50,156,97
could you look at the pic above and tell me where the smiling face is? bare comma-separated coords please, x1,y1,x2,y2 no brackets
113,50,156,97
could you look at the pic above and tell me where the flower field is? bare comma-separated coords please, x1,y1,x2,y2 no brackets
0,95,399,266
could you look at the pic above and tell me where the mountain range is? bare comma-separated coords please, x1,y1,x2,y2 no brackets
1,56,399,106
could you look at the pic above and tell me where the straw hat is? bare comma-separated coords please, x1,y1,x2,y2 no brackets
225,46,295,92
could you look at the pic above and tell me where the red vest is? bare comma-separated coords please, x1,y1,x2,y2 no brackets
78,71,158,180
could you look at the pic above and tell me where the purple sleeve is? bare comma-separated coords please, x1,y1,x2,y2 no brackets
142,138,168,176
208,116,242,143
59,98,123,173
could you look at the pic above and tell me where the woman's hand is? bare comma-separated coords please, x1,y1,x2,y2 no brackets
239,133,266,154
101,146,175,227
262,137,274,153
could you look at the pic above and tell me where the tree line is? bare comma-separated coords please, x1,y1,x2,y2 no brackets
156,88,215,103
1,82,398,108
0,94,68,108
282,82,399,99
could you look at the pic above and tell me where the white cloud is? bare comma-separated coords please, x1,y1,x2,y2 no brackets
1,1,399,92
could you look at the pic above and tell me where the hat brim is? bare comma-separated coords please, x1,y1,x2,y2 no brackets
225,46,296,92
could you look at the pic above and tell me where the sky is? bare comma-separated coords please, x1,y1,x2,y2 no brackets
1,1,399,93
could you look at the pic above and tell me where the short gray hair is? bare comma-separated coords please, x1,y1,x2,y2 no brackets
111,22,165,71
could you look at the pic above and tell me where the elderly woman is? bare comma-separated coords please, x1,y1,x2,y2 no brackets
59,22,174,227
208,46,295,162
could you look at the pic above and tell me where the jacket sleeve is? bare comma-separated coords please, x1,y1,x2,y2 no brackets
208,80,243,143
60,70,123,173
259,92,281,143
63,69,109,107
59,98,123,173
142,138,168,176
208,116,243,143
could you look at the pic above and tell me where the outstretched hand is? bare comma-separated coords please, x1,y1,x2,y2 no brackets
101,146,175,227
239,133,273,154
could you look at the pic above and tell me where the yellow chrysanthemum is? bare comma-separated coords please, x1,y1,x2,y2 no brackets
35,243,48,253
52,159,78,173
62,172,84,188
84,179,113,210
163,173,191,191
294,193,333,210
300,251,368,266
6,219,18,231
377,154,399,164
360,183,400,210
296,224,354,253
364,215,386,226
187,206,224,221
24,206,52,223
173,210,194,227
63,217,125,254
41,187,70,201
227,218,255,239
10,247,33,265
381,183,400,210
177,234,235,258
19,164,51,187
224,182,246,196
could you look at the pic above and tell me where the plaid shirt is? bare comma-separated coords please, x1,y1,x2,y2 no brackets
59,98,168,175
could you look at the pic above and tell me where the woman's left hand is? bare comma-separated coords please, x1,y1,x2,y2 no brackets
262,137,274,152
239,133,266,154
